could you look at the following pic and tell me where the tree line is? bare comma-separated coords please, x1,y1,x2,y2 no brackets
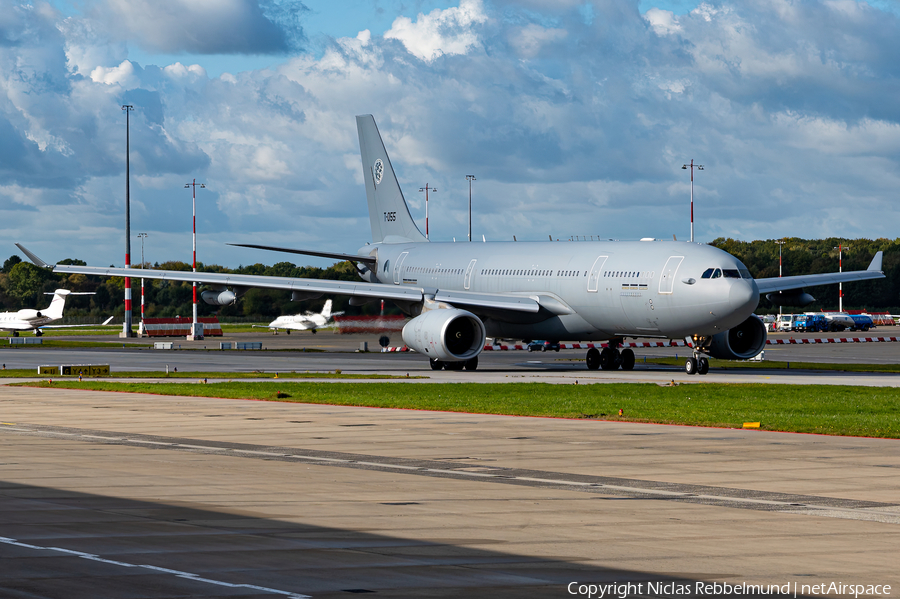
0,237,897,321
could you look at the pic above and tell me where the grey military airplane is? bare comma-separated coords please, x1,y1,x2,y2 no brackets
47,115,884,374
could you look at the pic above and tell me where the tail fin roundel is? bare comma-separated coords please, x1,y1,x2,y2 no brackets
356,115,427,244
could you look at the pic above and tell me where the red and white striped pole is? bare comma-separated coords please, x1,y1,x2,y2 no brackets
185,179,205,339
418,184,436,240
137,233,147,335
121,105,134,338
681,160,703,243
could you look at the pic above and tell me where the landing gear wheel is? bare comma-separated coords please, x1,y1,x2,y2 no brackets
684,357,698,375
310,329,316,334
429,358,444,371
464,356,478,371
585,348,600,370
620,348,635,371
12,331,18,337
35,330,43,337
599,347,619,370
286,330,291,334
697,357,709,375
445,361,465,371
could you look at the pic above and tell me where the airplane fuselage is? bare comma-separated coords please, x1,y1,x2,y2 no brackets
0,311,54,332
365,239,759,341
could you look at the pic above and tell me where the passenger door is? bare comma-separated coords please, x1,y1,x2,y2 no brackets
464,259,477,290
658,256,684,294
586,256,608,293
393,252,409,285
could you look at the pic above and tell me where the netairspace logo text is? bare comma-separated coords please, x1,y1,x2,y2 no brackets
567,581,892,598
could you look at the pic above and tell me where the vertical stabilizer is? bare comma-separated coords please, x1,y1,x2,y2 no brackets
356,115,427,244
320,299,332,319
44,289,70,320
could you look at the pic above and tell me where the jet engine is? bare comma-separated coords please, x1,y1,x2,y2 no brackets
17,310,41,319
201,289,236,306
707,315,768,360
401,309,486,362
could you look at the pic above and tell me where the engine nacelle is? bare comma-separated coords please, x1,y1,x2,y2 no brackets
401,309,486,362
17,309,41,319
707,315,768,360
201,289,236,306
767,289,815,307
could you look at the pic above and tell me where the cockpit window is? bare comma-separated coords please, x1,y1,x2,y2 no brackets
701,268,715,279
711,268,722,279
722,269,741,279
739,268,752,279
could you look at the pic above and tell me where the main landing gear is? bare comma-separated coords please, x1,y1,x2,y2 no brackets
585,344,635,371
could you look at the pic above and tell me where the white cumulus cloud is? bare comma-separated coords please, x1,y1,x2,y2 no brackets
384,0,488,62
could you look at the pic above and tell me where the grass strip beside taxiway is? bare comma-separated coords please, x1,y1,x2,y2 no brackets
15,381,900,438
1,369,413,379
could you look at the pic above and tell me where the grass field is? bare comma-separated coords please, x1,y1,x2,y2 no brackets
643,356,900,373
0,369,414,379
16,380,900,438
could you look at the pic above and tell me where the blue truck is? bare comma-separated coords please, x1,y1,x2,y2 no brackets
791,314,828,332
848,314,874,332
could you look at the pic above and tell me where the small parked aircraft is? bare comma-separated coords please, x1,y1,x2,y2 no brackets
254,299,342,334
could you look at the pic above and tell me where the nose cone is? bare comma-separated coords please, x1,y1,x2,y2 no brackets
729,279,759,319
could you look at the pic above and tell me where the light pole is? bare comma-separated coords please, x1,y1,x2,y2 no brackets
120,105,135,338
418,184,436,240
466,175,475,242
681,159,703,243
185,179,205,340
775,239,787,317
833,244,850,312
137,232,147,336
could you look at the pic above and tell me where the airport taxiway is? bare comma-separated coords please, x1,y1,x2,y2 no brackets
1,386,898,598
1,328,899,386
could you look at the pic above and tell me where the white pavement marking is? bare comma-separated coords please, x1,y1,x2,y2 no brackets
0,536,311,598
3,424,897,524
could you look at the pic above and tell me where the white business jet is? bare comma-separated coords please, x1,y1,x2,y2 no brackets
255,299,343,334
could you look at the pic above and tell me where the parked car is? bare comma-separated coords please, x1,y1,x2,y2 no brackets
527,340,560,352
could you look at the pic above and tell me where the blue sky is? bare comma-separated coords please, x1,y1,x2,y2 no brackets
2,0,900,268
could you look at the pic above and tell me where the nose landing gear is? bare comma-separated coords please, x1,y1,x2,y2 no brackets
684,335,710,375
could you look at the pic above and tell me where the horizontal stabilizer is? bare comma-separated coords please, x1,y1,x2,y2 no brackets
228,243,377,266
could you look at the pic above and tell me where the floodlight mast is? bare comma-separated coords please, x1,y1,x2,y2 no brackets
466,175,476,242
137,232,147,334
121,105,135,338
681,159,703,243
833,244,850,312
418,184,437,240
775,239,786,317
185,179,205,340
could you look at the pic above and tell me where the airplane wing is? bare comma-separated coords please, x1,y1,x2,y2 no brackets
40,316,116,329
755,251,885,294
51,265,542,314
